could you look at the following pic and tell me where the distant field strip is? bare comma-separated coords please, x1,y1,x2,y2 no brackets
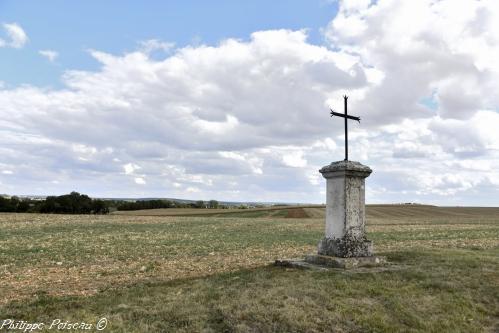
113,204,499,219
111,205,323,217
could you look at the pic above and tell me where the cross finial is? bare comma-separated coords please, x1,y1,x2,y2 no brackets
329,95,360,161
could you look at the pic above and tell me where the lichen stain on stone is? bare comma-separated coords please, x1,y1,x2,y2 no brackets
318,236,373,258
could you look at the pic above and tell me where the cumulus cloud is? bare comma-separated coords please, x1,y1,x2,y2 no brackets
2,29,365,152
319,0,499,203
325,0,499,122
0,2,498,204
0,23,28,48
0,29,368,201
39,49,58,62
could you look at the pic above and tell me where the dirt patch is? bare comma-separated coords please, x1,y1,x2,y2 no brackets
285,208,310,218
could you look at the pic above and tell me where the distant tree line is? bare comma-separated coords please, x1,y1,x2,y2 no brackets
0,194,228,214
116,199,222,211
0,196,31,213
40,192,109,214
0,192,108,214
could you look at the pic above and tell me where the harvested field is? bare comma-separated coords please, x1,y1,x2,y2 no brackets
285,207,310,218
113,204,499,219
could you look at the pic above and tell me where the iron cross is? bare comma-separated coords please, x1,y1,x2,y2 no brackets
330,95,360,161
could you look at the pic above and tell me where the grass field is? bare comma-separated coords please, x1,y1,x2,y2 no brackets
1,205,498,332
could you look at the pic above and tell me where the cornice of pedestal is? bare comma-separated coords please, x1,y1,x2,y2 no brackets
319,160,372,179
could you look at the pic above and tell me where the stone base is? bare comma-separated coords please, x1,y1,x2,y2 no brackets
305,254,385,269
274,258,330,271
275,255,386,270
318,237,373,257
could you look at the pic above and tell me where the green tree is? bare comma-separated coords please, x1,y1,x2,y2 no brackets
208,200,219,209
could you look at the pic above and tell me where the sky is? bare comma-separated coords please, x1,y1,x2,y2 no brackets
1,0,499,205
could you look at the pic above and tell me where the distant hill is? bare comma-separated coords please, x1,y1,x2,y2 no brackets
99,197,305,208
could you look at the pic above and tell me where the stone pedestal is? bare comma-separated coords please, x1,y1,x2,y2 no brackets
275,160,386,270
317,160,373,257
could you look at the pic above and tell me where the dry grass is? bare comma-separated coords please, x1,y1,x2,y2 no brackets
0,214,318,305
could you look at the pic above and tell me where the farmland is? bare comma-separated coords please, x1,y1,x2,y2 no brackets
1,205,498,332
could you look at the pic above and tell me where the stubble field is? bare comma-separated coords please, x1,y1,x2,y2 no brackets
0,205,498,332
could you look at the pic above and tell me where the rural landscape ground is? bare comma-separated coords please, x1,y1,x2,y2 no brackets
1,205,498,332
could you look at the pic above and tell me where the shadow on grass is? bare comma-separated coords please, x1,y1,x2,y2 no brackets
2,248,498,333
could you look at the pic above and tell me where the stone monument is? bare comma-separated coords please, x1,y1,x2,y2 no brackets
317,160,372,258
276,96,385,269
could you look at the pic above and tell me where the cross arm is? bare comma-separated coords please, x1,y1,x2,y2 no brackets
330,109,361,122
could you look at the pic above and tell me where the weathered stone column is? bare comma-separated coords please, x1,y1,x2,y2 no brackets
275,159,385,269
317,160,373,257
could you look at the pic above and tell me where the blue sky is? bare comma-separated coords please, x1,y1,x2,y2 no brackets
1,1,499,205
0,1,337,87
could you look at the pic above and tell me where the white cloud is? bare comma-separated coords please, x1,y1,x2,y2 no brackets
1,23,28,48
39,50,59,62
3,29,364,152
282,150,307,168
325,0,499,122
123,163,140,175
134,177,146,185
186,186,200,193
138,39,174,54
313,138,337,151
193,114,239,135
